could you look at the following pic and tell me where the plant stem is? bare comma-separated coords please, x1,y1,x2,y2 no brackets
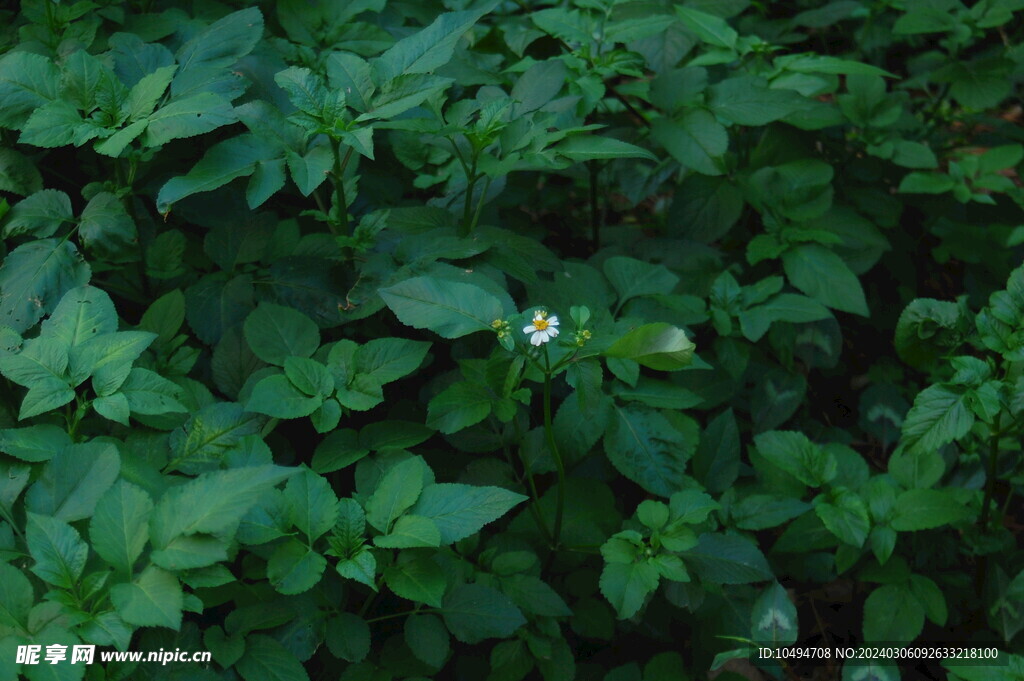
589,162,600,250
542,348,566,556
330,139,354,236
366,608,433,624
460,154,479,237
979,414,1001,531
469,176,492,234
510,415,553,543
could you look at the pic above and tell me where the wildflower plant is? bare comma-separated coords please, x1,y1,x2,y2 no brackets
0,0,1022,679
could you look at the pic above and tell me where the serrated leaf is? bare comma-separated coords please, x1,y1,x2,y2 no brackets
243,303,320,366
410,483,527,543
379,276,504,339
111,565,183,630
89,481,154,576
441,583,526,644
26,512,88,589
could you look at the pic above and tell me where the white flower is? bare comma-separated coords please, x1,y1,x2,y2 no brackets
523,311,559,346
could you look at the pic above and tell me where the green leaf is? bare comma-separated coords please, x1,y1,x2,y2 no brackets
168,402,263,473
356,338,431,385
365,458,425,533
751,582,798,646
0,338,74,420
510,59,566,115
753,431,837,487
385,554,445,607
603,405,694,497
668,174,743,243
275,66,342,121
682,533,773,584
410,483,527,544
442,583,526,644
651,110,727,176
405,614,450,668
150,465,297,552
246,374,322,418
426,382,492,434
0,147,43,196
374,515,441,548
675,6,738,48
888,446,945,490
379,276,505,339
2,190,72,238
235,634,310,681
739,294,832,342
283,467,339,541
312,429,370,474
900,384,974,455
156,134,282,212
243,303,320,366
89,480,154,576
0,561,32,630
732,494,810,530
603,257,679,307
605,323,696,371
890,489,972,531
0,239,91,333
780,54,896,77
142,93,238,147
125,65,176,120
0,52,61,128
335,547,377,590
814,490,870,547
175,7,264,74
285,146,333,196
43,284,117,348
26,512,88,589
266,539,327,595
18,101,84,148
119,368,187,415
554,136,658,162
326,613,370,663
863,584,924,642
600,561,661,619
897,172,955,195
692,409,740,494
284,356,331,399
374,8,489,81
25,442,120,522
79,192,138,261
0,424,69,462
708,76,808,126
111,565,183,630
782,244,868,316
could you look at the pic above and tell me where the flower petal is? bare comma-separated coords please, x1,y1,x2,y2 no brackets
530,332,544,346
523,324,537,334
548,327,559,337
547,316,559,326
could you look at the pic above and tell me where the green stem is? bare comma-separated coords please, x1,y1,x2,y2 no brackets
589,162,600,250
469,176,492,234
460,155,479,237
979,414,1002,531
509,417,553,543
0,504,25,543
542,348,566,555
365,608,433,624
330,139,354,235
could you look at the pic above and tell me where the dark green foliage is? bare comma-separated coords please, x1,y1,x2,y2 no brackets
0,0,1023,680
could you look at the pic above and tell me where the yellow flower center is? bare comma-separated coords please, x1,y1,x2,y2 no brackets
533,318,549,331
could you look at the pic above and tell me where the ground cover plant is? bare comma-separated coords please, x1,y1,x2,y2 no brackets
0,0,1022,679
